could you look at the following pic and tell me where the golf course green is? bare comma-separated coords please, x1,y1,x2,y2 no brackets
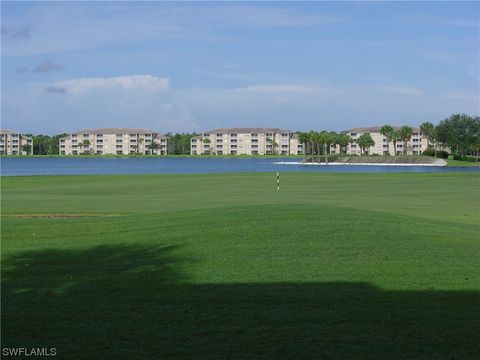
1,172,479,359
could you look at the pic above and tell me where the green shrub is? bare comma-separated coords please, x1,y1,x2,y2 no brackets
423,149,449,159
453,155,477,162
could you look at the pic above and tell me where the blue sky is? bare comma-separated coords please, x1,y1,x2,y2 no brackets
1,1,478,134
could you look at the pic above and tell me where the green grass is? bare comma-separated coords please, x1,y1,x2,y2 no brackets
446,158,480,166
2,173,479,359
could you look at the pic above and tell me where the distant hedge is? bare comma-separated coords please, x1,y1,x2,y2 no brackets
453,155,478,162
422,149,449,159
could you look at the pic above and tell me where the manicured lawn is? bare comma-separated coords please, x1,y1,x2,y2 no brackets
1,173,479,359
446,158,480,166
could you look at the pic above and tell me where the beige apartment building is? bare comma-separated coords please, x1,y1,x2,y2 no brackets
0,130,33,155
59,128,170,155
344,126,428,155
191,128,303,155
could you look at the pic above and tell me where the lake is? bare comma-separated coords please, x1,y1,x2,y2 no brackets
1,157,478,176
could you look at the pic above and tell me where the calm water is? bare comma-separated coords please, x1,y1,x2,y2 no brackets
1,157,478,176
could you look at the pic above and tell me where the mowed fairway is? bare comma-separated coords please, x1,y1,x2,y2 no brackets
1,172,479,359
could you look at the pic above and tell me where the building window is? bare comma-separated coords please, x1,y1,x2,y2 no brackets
191,139,197,143
230,133,237,137
251,139,258,143
230,145,237,149
251,133,258,137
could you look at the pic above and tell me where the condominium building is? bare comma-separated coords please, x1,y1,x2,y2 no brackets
345,126,428,155
0,130,33,155
59,128,171,155
190,128,303,155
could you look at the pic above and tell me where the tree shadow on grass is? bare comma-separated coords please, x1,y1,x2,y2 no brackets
2,245,479,359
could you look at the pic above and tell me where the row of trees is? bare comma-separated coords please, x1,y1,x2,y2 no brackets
423,114,479,157
295,126,415,164
296,114,479,163
17,113,480,157
22,133,198,155
297,131,352,163
25,133,68,155
166,133,198,154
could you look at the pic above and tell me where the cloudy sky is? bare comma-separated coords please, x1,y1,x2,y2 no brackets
1,1,478,134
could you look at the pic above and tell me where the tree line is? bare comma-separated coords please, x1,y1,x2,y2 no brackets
17,113,480,158
23,132,199,155
296,113,479,163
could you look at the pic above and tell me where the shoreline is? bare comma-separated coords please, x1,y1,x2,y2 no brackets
274,161,447,167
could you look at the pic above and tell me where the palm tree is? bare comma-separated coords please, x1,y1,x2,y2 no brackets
420,122,436,156
297,132,309,163
391,130,400,156
78,139,91,154
329,131,338,156
310,132,320,163
380,125,394,155
317,131,331,164
202,138,211,155
148,142,160,155
336,133,351,154
138,137,144,155
399,126,413,155
356,134,375,155
266,137,278,155
308,131,316,163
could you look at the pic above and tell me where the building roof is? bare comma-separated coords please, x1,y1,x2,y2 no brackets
346,126,420,133
202,127,292,135
70,128,160,135
0,129,32,139
1,129,19,135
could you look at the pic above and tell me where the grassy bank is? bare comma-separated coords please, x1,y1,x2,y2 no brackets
446,158,480,166
2,173,479,359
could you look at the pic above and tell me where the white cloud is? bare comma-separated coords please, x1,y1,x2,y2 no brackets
52,75,170,95
5,75,198,134
235,84,317,94
383,86,425,96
